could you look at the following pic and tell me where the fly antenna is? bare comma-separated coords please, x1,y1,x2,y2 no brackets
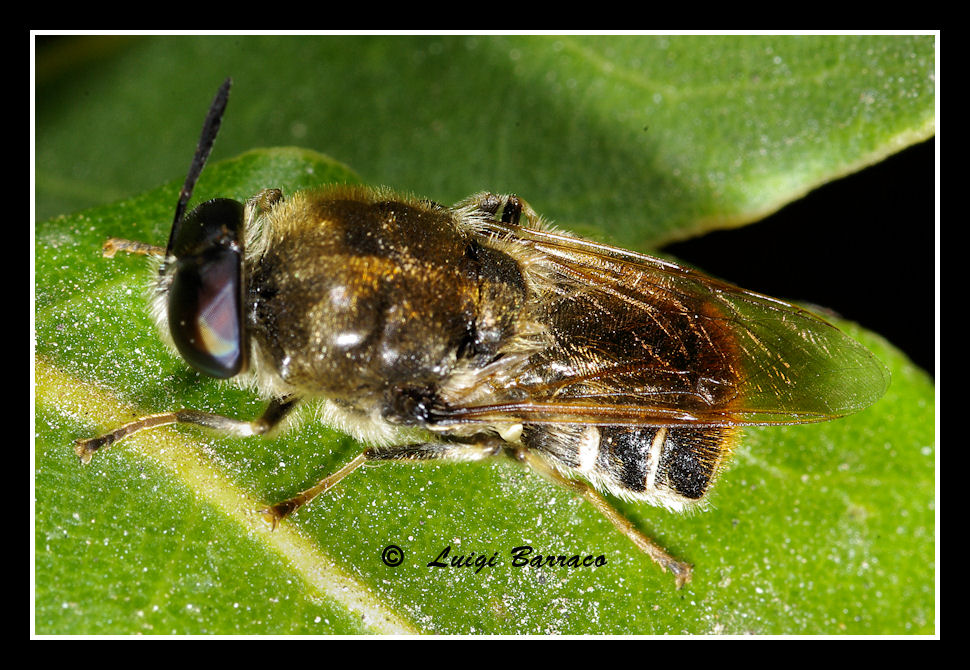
166,77,232,254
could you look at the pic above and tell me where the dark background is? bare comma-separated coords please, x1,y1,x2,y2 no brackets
665,139,935,377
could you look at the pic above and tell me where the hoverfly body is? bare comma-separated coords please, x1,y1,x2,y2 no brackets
75,79,889,588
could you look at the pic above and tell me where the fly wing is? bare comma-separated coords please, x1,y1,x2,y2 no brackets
436,223,889,427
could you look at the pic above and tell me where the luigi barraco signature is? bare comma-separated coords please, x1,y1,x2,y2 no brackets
428,545,608,574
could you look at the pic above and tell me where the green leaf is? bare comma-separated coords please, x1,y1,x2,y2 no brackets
35,35,935,635
37,35,934,245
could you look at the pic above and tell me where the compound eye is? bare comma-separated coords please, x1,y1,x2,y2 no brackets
168,246,245,378
167,198,246,379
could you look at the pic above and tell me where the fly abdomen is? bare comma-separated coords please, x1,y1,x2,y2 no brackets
522,423,737,509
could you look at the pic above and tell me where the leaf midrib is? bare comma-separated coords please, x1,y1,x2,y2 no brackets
34,356,421,635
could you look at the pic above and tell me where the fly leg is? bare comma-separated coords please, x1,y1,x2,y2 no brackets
511,445,693,588
74,396,299,464
260,436,502,527
462,192,544,228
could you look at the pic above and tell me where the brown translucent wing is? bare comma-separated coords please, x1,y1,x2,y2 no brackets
439,224,889,427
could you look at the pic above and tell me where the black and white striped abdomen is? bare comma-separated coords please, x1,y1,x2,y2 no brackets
521,423,738,511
